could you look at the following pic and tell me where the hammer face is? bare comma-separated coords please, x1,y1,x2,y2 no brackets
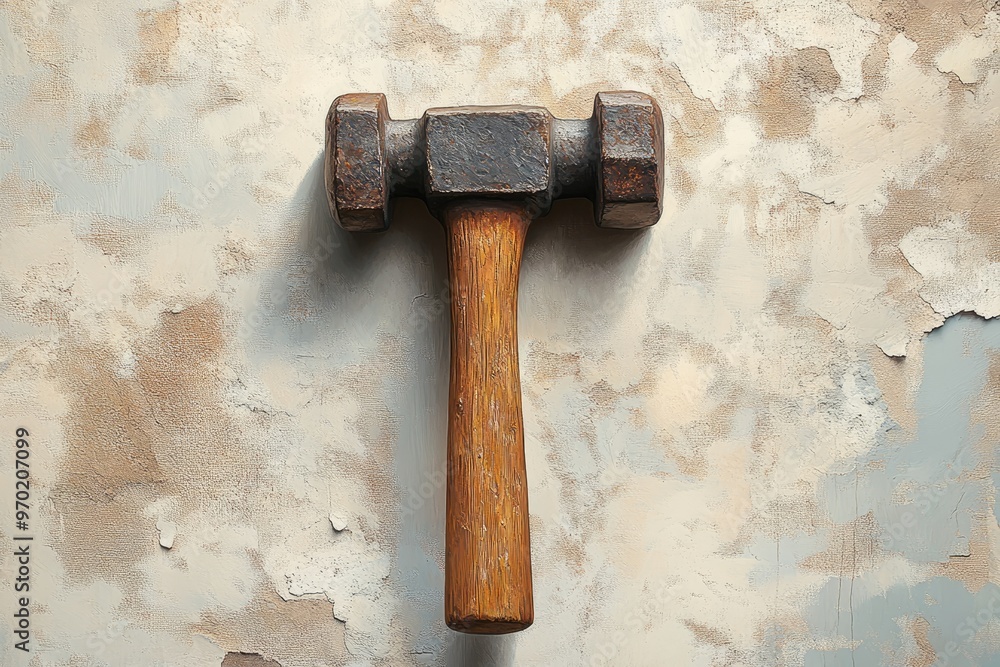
325,91,666,231
594,92,665,229
424,106,552,212
325,93,391,232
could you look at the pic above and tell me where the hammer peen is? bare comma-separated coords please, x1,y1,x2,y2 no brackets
325,92,665,634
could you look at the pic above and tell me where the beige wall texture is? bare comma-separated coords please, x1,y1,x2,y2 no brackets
2,0,1000,665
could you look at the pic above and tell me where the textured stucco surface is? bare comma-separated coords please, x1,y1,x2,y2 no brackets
1,0,1000,665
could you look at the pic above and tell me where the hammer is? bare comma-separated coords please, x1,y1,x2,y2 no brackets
324,92,664,634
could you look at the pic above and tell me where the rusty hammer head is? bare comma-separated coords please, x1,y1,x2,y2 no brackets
325,91,664,230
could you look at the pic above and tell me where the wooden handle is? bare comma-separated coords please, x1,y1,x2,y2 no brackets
443,200,533,634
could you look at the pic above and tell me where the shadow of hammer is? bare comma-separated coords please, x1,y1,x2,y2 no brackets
324,92,665,634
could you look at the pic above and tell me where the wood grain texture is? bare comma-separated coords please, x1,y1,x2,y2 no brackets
443,200,533,634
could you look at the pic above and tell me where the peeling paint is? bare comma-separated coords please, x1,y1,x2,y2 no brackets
156,518,176,550
1,0,999,664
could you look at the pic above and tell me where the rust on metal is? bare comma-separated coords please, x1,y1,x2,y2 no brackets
325,91,665,228
323,90,665,635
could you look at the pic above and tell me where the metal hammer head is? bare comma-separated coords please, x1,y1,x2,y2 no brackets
325,92,665,231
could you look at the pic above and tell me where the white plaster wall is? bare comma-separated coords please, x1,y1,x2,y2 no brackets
1,0,999,665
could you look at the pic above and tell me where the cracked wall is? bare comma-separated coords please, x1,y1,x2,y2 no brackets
1,0,999,665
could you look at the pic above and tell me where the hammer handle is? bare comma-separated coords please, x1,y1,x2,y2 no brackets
443,201,533,634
